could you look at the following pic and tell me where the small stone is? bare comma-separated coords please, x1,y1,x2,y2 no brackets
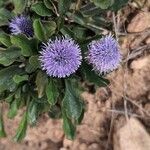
145,37,150,44
130,56,149,70
148,92,150,100
144,103,150,114
114,118,150,150
53,130,64,142
60,148,67,150
88,143,100,150
127,12,150,33
79,143,88,150
63,138,73,148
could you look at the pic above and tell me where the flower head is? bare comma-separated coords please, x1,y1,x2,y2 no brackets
39,37,82,78
9,16,33,37
87,35,121,74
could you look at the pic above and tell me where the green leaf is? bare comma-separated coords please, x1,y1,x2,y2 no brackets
44,0,53,9
91,0,114,9
0,19,8,26
0,46,21,66
56,17,64,31
91,15,111,28
25,55,40,73
0,0,5,7
62,111,76,140
46,79,59,105
36,71,48,98
58,0,71,15
81,62,110,87
25,61,37,73
0,33,12,47
0,8,13,26
5,93,14,103
81,3,102,17
15,88,21,98
31,2,53,16
77,108,84,124
43,21,56,38
10,34,37,56
13,112,27,142
80,34,102,45
63,80,82,120
67,11,87,26
0,8,13,20
72,26,87,40
13,75,28,84
60,26,74,38
29,55,40,69
33,20,56,41
27,100,38,125
0,109,6,137
0,66,23,92
13,0,27,14
33,19,46,41
111,0,129,11
86,17,110,33
7,99,18,119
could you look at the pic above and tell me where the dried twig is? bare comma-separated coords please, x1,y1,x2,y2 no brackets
112,12,119,39
51,0,59,16
125,44,150,61
107,109,144,118
75,0,82,10
105,97,115,150
125,96,150,117
118,28,150,36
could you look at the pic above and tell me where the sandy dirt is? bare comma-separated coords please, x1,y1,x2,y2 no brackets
0,1,150,150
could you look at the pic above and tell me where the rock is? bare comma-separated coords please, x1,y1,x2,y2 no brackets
60,148,67,150
79,143,88,150
130,56,149,70
63,138,73,148
145,37,150,44
88,143,100,150
144,103,150,114
127,12,150,32
113,118,150,150
147,92,150,100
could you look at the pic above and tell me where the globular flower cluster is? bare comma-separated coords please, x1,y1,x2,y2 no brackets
40,35,121,78
87,35,121,74
9,16,33,37
39,37,82,78
9,15,121,77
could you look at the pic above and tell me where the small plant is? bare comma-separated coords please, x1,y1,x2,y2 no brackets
0,0,128,141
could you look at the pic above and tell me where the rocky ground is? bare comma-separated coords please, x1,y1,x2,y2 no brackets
0,1,150,150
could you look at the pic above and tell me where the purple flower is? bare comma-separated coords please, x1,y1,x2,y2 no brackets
9,16,33,37
87,35,121,74
39,37,82,78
